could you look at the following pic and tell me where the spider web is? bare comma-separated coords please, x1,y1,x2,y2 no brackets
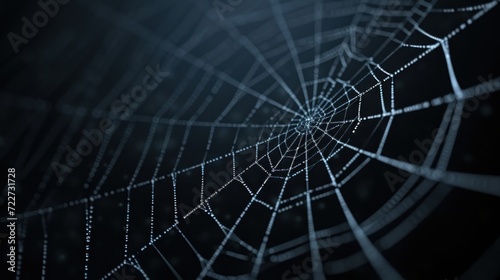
2,0,500,279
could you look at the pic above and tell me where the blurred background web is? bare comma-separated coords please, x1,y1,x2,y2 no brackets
1,0,500,279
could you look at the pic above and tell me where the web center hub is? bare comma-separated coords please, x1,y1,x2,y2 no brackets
295,108,326,134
